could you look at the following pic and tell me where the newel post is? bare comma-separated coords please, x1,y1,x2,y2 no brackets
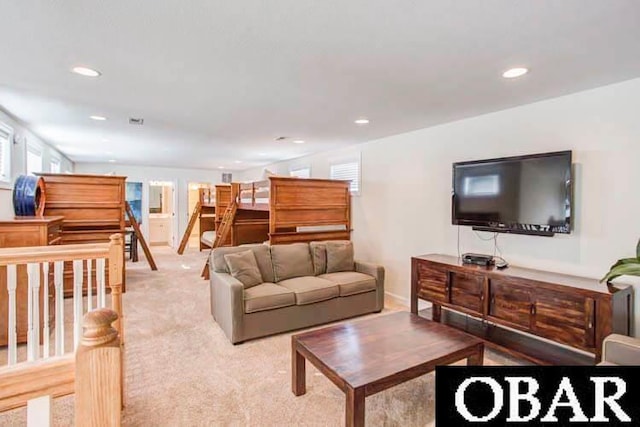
108,234,124,343
75,309,122,426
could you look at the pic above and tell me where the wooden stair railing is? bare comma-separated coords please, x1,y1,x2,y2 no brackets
201,200,237,279
0,234,125,365
0,309,123,426
177,201,201,255
0,234,125,426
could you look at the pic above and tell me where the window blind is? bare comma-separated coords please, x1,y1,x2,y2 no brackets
0,127,10,182
26,146,43,175
50,158,61,173
289,167,310,178
330,161,360,194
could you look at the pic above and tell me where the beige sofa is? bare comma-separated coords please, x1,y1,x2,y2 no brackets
209,242,385,344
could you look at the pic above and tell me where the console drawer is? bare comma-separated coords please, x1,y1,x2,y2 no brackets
534,291,595,350
450,272,484,314
488,278,534,330
416,262,448,303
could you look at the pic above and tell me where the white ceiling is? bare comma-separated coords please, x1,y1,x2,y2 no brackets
1,1,640,171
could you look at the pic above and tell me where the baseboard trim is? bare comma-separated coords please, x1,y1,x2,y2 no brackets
384,291,430,310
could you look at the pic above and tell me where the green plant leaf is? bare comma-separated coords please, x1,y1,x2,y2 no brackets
637,238,640,259
601,262,640,283
609,257,640,270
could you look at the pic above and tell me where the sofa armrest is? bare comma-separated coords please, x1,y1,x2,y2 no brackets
602,334,640,365
210,271,245,343
355,260,385,311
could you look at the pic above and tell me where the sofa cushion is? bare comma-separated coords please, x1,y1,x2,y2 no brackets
212,244,275,283
278,276,339,305
244,283,295,313
326,241,354,273
309,241,327,276
271,243,314,282
319,271,377,296
224,250,263,288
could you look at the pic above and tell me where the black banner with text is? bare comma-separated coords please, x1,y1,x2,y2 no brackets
436,366,640,426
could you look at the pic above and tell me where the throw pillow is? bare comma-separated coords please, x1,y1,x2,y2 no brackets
326,241,354,273
309,242,327,276
271,243,314,282
224,250,263,288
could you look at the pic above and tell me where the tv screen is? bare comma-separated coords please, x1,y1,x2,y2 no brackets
452,151,572,235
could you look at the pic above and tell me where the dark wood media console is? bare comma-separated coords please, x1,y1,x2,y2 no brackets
411,254,633,365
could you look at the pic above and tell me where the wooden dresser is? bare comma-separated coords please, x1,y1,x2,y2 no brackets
36,173,127,293
411,254,633,365
0,216,63,346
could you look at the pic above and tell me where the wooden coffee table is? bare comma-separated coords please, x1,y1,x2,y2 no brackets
291,311,484,427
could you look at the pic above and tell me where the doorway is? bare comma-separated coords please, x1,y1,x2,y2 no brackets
148,181,175,247
187,182,211,249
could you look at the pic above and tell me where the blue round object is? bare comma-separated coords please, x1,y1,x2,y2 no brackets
13,175,44,216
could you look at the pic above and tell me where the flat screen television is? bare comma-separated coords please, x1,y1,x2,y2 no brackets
452,151,572,236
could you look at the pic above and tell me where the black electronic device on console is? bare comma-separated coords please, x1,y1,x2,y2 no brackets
461,253,495,266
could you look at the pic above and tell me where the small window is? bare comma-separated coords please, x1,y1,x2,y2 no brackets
0,125,11,184
26,145,43,175
289,167,311,178
50,158,61,173
330,160,360,195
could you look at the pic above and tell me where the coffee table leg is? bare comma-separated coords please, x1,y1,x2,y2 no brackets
345,386,365,427
292,341,306,396
467,343,484,366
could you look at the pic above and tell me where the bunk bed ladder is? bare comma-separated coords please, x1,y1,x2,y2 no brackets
177,201,201,255
201,201,237,279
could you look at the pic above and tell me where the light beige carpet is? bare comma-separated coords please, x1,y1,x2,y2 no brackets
0,247,524,426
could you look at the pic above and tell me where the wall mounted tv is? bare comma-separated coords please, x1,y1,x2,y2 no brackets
452,151,572,236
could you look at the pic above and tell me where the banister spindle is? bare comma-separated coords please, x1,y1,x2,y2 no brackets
26,263,40,361
7,264,17,365
43,262,50,358
108,234,124,341
72,259,84,350
75,309,122,426
87,258,93,312
54,261,64,356
96,258,106,309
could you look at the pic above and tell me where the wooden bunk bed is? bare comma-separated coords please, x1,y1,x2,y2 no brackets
198,177,351,277
181,176,351,255
223,176,351,245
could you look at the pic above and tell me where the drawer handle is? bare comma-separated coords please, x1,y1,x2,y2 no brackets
530,304,536,315
588,321,593,329
480,293,484,302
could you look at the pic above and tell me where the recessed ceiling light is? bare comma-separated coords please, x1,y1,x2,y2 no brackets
218,166,225,169
502,67,529,78
234,160,242,164
108,159,116,163
354,118,370,125
90,115,107,121
292,140,305,144
71,66,101,77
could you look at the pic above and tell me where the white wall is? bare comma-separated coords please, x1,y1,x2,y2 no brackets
240,78,640,331
0,109,73,219
74,163,228,247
